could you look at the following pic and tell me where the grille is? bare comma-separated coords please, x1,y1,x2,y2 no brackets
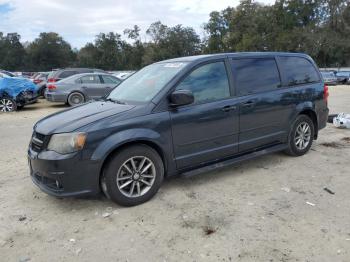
31,132,46,152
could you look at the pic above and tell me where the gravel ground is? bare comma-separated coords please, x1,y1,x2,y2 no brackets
1,86,350,262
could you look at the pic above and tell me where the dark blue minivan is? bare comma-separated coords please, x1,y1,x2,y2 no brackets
28,52,329,206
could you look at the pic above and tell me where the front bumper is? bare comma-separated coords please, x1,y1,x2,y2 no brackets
318,107,329,130
16,91,38,106
28,147,101,197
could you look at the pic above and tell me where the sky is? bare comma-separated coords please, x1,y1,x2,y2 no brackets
0,0,275,48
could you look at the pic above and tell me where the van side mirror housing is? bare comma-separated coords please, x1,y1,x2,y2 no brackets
169,89,194,107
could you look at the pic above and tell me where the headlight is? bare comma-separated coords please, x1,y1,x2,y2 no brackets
47,132,87,154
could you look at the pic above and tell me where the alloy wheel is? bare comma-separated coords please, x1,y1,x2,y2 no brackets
294,121,311,150
116,156,156,198
0,99,15,112
69,93,84,105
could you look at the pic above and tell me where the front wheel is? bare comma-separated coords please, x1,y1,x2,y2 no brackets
0,98,17,112
102,145,164,206
285,115,314,156
67,92,85,106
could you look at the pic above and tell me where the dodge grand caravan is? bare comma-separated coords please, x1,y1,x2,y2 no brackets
28,52,329,206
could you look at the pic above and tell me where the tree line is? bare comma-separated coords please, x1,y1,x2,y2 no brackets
0,0,349,71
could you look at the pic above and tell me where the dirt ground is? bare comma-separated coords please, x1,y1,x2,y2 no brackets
1,86,350,262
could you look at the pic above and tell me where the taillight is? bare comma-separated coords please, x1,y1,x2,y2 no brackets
34,79,43,84
324,84,329,104
48,84,56,90
48,78,56,83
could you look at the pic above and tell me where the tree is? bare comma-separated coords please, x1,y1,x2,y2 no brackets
77,43,99,68
123,25,145,69
26,32,75,71
143,21,201,65
0,33,26,70
203,0,350,66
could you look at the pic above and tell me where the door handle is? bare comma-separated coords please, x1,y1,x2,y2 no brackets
241,100,255,107
221,105,237,112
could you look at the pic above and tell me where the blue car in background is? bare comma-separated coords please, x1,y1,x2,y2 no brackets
0,72,38,112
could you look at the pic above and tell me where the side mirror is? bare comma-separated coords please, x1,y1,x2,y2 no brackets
169,89,194,107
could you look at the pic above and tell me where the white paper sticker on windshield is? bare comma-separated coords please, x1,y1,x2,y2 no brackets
163,63,184,68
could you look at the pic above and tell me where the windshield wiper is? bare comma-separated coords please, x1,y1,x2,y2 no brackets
104,97,126,105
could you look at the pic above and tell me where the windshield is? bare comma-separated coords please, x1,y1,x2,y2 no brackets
107,62,188,103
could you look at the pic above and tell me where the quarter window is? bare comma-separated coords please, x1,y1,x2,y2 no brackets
176,62,230,104
279,56,320,85
231,58,281,96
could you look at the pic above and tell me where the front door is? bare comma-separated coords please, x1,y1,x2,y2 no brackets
170,61,239,169
80,74,105,99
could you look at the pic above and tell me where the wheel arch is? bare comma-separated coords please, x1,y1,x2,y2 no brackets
67,90,86,103
298,109,318,139
98,139,167,191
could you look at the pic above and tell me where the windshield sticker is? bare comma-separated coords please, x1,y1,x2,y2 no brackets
163,63,184,68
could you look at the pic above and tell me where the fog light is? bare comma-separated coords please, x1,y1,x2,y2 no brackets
55,180,61,189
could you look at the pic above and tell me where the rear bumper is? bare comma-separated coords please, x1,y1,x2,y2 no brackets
46,92,67,103
318,107,329,130
28,148,101,197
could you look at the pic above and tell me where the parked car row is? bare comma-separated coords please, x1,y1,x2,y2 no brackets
0,67,128,112
320,70,350,85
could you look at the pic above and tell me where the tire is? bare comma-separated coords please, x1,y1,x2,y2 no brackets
67,92,85,106
0,98,17,112
40,87,46,98
284,115,315,156
102,145,164,206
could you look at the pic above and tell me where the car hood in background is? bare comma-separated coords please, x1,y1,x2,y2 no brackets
0,77,38,97
34,101,135,134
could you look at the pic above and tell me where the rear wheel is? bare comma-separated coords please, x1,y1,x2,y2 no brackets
101,145,164,206
67,92,85,106
285,115,314,156
0,98,17,112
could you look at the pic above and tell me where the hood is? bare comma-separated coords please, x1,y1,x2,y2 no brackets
34,101,135,134
0,77,38,97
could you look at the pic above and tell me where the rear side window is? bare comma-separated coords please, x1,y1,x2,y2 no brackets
59,71,78,78
279,57,320,85
231,58,281,96
79,75,101,84
101,75,121,84
176,61,230,104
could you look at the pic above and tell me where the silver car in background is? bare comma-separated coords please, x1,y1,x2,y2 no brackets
46,73,122,106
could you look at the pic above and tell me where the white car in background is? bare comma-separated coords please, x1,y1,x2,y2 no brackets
320,71,338,85
110,71,136,80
